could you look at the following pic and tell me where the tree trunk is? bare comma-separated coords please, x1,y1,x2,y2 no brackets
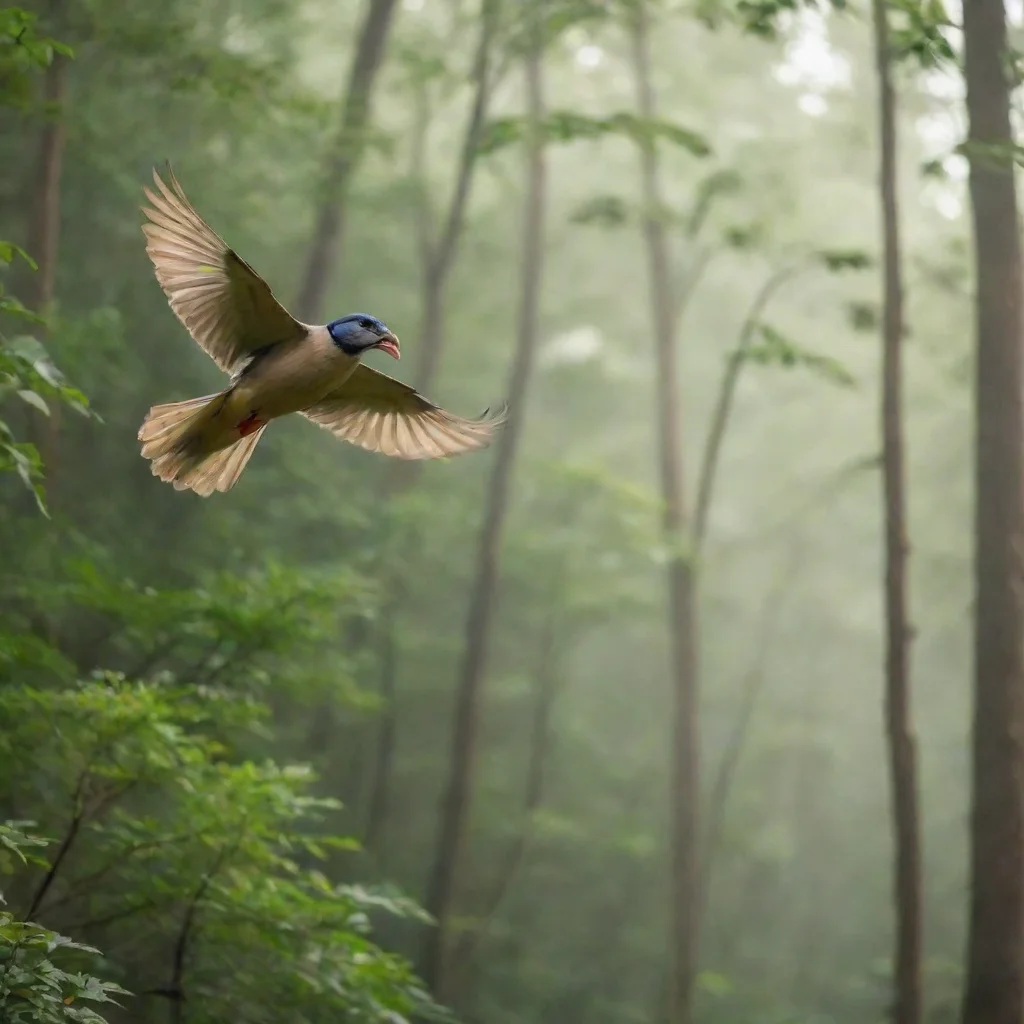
293,0,399,322
414,264,446,394
362,590,399,852
25,56,67,318
443,585,563,1001
693,265,801,550
419,8,546,1003
699,544,801,909
411,0,500,396
961,2,1024,1023
361,0,502,862
629,8,700,1024
25,46,69,502
871,3,922,1024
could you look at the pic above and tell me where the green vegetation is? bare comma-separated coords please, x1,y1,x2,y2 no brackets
0,0,1014,1022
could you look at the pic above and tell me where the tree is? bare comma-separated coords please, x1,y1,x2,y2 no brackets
961,1,1024,1023
871,2,922,1024
362,0,503,858
23,0,69,496
408,0,502,396
1,0,1006,1017
419,0,547,1002
0,9,84,512
628,4,700,1022
293,0,401,323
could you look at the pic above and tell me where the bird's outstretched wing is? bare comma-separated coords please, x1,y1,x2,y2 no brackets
141,167,306,374
300,365,506,460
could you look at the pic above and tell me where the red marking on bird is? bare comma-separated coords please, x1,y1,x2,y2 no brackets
237,412,265,437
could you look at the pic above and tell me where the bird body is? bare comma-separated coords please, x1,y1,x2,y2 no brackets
137,168,504,496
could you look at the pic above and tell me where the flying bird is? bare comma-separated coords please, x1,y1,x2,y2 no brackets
137,168,505,496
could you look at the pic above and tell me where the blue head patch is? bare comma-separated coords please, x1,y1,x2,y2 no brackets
327,313,394,357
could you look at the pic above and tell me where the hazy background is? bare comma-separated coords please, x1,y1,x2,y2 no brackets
0,0,982,1020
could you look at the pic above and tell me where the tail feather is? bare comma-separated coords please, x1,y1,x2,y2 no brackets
156,425,267,497
139,391,266,496
138,393,220,458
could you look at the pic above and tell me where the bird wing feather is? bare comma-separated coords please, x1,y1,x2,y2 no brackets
300,364,506,460
141,167,306,374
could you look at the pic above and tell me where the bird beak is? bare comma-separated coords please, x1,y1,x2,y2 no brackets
375,332,401,360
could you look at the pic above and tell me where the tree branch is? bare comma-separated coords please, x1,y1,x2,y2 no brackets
698,541,803,909
40,830,210,915
672,245,715,334
453,587,563,975
427,0,501,281
292,0,400,322
67,897,160,933
167,841,238,1024
409,88,435,274
692,262,807,551
24,772,88,919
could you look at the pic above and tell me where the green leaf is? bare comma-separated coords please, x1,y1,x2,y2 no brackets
732,0,849,38
847,301,878,332
817,248,873,272
569,194,629,228
724,223,762,250
0,240,36,269
16,389,49,416
741,324,857,388
888,0,958,69
480,110,711,158
4,335,50,365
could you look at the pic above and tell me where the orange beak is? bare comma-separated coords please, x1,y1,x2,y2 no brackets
375,332,400,360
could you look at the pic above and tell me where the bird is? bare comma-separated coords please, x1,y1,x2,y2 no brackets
136,167,505,496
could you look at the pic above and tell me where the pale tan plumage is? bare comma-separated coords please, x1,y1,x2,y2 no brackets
137,167,505,496
302,366,502,459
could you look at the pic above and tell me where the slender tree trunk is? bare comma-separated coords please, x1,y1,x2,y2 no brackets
293,0,399,322
362,0,502,860
629,8,700,1024
699,544,801,909
25,48,69,496
444,587,563,1001
25,56,67,318
414,265,447,393
362,590,399,852
419,9,546,1003
788,696,830,1004
411,0,500,395
871,3,922,1024
693,265,801,549
961,2,1024,1023
460,565,564,947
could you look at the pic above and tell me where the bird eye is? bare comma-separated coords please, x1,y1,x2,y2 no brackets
359,318,372,330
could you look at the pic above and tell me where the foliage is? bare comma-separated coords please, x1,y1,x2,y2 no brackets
816,248,873,273
887,0,957,68
740,323,857,387
0,910,129,1024
479,110,710,156
0,676,440,1023
0,0,989,1021
569,194,630,227
0,6,71,110
0,822,128,1024
0,329,94,513
724,0,850,39
0,16,90,514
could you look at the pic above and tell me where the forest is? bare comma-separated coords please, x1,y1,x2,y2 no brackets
1,0,1022,1021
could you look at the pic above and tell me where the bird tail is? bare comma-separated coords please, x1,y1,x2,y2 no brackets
138,392,267,496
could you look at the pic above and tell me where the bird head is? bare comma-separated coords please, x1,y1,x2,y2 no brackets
327,314,401,360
